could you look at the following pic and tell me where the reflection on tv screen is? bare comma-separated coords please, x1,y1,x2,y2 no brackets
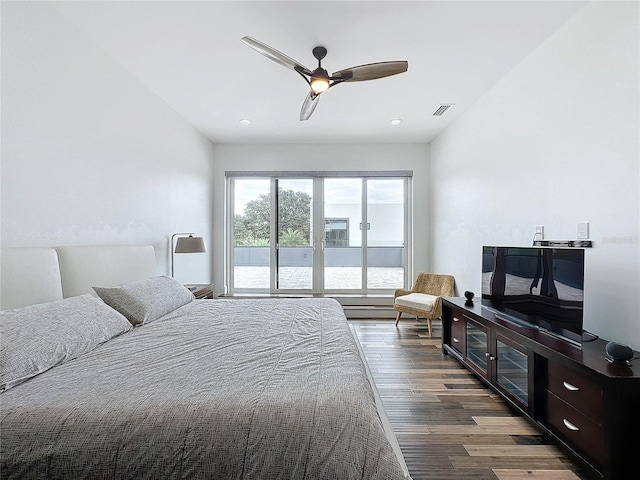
481,246,585,344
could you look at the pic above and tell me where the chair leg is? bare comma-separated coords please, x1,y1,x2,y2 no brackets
427,318,433,337
395,311,402,326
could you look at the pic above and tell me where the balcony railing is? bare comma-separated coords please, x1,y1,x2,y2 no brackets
234,246,404,267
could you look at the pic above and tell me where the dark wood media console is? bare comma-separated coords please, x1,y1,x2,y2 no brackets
442,297,640,480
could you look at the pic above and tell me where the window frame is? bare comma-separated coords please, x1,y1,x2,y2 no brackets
226,171,413,295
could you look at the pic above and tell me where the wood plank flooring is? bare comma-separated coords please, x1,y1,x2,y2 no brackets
349,319,590,480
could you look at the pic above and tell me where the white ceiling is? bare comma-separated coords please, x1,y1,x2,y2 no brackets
53,1,586,144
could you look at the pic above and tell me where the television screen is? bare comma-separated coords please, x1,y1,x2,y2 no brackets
481,246,585,346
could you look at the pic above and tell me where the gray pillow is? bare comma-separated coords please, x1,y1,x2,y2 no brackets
93,275,194,326
0,294,132,392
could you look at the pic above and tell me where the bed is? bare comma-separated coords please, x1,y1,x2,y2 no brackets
0,245,410,479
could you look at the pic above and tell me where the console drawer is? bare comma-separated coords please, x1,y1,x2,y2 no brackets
548,361,603,421
546,391,604,467
450,313,465,355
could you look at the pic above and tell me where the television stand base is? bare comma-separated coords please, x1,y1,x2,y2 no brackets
483,306,539,330
442,297,640,480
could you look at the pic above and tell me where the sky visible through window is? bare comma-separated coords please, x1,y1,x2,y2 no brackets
235,178,403,214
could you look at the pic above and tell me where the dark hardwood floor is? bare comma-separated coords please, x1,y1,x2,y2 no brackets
349,318,590,480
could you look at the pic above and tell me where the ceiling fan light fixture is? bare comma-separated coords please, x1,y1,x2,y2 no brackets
310,78,329,94
310,69,330,94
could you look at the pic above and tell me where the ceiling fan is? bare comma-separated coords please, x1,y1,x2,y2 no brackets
241,36,408,121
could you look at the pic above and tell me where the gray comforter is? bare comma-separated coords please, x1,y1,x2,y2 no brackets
1,298,409,479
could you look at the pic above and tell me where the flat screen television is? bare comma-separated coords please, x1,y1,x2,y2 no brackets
481,246,585,346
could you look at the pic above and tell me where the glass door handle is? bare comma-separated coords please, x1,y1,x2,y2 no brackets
313,241,326,253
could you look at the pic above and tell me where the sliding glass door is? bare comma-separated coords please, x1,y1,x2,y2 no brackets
366,179,405,289
231,178,271,290
228,173,409,294
276,179,313,290
324,178,362,290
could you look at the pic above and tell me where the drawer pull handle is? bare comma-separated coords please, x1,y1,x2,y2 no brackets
563,419,579,431
453,338,459,343
563,381,579,392
453,317,460,322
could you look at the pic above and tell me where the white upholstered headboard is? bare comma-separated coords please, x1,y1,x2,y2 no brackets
55,245,156,298
1,245,156,310
0,248,64,309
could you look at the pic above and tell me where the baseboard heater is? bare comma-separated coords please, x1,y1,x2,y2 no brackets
342,305,395,319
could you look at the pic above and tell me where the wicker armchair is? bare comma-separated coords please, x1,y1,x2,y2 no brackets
393,273,455,336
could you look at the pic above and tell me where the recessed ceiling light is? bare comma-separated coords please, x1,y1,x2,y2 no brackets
390,118,402,125
239,118,252,125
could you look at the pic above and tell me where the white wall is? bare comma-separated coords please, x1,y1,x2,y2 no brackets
1,2,215,284
430,2,639,349
211,143,429,294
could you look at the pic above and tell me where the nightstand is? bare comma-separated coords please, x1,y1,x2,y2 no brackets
185,284,215,299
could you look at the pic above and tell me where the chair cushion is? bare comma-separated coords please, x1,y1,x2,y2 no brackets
394,293,437,312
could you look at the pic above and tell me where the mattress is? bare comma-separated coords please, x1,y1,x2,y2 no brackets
1,297,409,479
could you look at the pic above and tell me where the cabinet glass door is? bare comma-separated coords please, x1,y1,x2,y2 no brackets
495,337,528,407
465,320,488,376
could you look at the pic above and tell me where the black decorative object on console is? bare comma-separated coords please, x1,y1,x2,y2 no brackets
464,290,474,306
605,341,634,365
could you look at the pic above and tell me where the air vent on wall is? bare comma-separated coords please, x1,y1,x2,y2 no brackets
433,104,454,116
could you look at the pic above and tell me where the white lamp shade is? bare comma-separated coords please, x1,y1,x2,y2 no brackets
174,236,206,254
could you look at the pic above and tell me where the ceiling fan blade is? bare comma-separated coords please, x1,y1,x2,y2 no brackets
300,91,320,121
332,61,408,82
241,36,312,76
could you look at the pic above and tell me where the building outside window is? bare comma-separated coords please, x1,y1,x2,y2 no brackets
325,218,349,248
